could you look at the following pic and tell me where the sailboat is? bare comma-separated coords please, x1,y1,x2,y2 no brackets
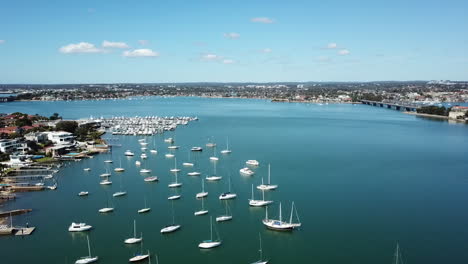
194,197,209,216
206,162,222,181
100,168,111,177
209,146,219,161
137,198,151,213
257,164,278,190
196,179,208,198
216,200,233,222
393,243,404,264
150,139,157,154
250,233,268,264
113,174,127,197
114,158,125,172
129,243,149,262
165,153,175,158
124,220,143,244
262,202,301,231
98,197,114,213
161,201,181,233
170,158,181,173
249,184,273,207
99,175,112,185
240,167,255,176
84,168,91,171
183,151,194,166
198,216,222,249
220,137,232,154
78,191,89,196
144,176,158,182
206,137,216,148
68,222,93,232
219,176,236,200
168,170,182,188
75,235,98,264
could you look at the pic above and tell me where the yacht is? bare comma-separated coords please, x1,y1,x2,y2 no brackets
262,202,301,231
168,145,179,150
183,162,194,167
124,220,143,244
249,184,273,207
220,137,232,154
240,167,255,176
124,150,135,156
161,202,181,233
140,153,147,159
170,158,181,173
100,172,111,177
68,222,92,232
246,160,259,166
83,168,91,171
194,197,208,215
144,176,158,182
137,199,151,213
135,161,141,166
78,191,89,196
216,201,233,222
98,207,114,213
206,162,222,181
113,191,127,197
150,149,158,154
140,168,151,173
164,138,174,143
165,153,175,158
168,171,182,188
75,236,98,264
250,234,269,264
114,159,125,172
219,177,236,200
257,164,278,190
129,253,149,262
141,147,147,151
167,195,181,200
198,217,221,249
99,177,112,185
104,160,113,163
188,171,201,176
191,147,203,151
196,179,208,198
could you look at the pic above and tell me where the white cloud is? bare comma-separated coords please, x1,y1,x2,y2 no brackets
0,40,5,44
123,49,159,57
138,40,149,46
327,43,337,49
223,32,240,39
102,40,129,49
261,48,272,53
59,42,103,54
201,54,221,61
338,49,350,55
317,56,331,62
251,17,274,24
222,59,235,64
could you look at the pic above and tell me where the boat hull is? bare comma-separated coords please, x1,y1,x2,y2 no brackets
198,241,221,249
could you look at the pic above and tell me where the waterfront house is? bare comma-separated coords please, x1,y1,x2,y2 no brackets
44,131,75,145
0,139,22,153
448,106,468,120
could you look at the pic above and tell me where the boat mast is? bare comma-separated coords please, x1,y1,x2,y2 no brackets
279,202,282,222
262,189,265,201
268,164,271,184
87,235,91,257
228,176,231,192
226,137,229,150
289,202,294,224
259,233,263,261
265,206,268,220
201,179,205,192
210,216,213,240
171,201,175,225
251,184,254,200
394,243,400,264
133,220,136,238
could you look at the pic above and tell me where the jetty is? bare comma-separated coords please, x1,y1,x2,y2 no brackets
0,209,32,217
361,100,421,112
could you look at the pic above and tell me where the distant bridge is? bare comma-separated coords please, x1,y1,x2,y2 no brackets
361,100,421,112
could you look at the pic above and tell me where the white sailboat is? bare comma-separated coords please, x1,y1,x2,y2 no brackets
216,200,232,222
393,243,404,264
144,176,158,182
191,146,203,151
219,176,237,200
206,137,216,148
209,146,219,161
165,153,174,158
78,191,89,196
246,160,259,166
220,137,232,154
75,235,98,264
114,159,125,172
161,202,181,233
84,168,91,171
194,197,209,216
257,164,278,190
164,137,174,143
198,216,221,249
167,194,181,200
206,162,222,181
183,151,194,166
250,234,268,264
113,174,127,197
99,175,112,185
188,171,201,176
262,202,301,231
104,160,113,163
124,150,135,156
137,198,151,213
240,167,255,176
98,198,114,213
249,184,273,207
129,243,149,262
124,220,143,244
168,170,182,188
196,179,208,198
170,157,181,173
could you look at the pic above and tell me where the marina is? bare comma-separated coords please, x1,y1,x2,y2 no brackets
94,116,198,135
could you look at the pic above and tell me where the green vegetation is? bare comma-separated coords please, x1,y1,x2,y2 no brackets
417,106,450,116
34,157,55,163
49,113,61,120
55,121,78,133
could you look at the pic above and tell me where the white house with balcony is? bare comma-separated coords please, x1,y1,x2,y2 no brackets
44,131,75,145
0,139,21,153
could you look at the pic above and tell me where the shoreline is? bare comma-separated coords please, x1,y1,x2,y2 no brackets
403,111,449,119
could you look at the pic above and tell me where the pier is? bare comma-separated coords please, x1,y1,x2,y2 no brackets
361,100,421,112
92,116,198,135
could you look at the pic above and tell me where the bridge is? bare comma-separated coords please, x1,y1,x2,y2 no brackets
361,100,421,112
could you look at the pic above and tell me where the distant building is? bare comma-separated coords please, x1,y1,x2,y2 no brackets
448,106,468,120
44,131,75,145
24,132,48,143
0,139,21,153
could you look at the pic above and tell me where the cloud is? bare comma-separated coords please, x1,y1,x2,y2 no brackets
138,40,149,46
251,17,274,24
59,42,103,54
338,49,350,55
102,40,129,49
326,43,337,49
317,56,331,62
260,48,272,53
222,59,235,64
123,49,159,57
223,32,240,39
201,54,221,61
0,40,5,44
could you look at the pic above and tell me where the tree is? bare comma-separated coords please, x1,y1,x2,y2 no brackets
55,121,78,133
15,118,32,127
49,113,61,120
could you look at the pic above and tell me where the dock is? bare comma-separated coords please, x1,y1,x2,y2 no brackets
14,227,36,236
0,209,33,217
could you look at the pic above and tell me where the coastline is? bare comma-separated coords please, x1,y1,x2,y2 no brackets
403,111,449,119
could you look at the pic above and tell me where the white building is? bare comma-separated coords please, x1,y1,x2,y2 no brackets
45,131,75,145
24,132,48,143
448,106,468,120
0,139,21,153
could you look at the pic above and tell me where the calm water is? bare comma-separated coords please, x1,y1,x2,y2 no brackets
1,97,468,264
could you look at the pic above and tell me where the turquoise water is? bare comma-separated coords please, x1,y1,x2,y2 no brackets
1,97,468,263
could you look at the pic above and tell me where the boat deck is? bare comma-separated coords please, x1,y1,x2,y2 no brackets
15,227,36,236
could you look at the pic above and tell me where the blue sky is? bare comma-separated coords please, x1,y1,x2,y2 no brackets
0,0,467,83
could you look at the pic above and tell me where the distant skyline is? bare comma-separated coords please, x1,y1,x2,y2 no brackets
0,0,467,84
